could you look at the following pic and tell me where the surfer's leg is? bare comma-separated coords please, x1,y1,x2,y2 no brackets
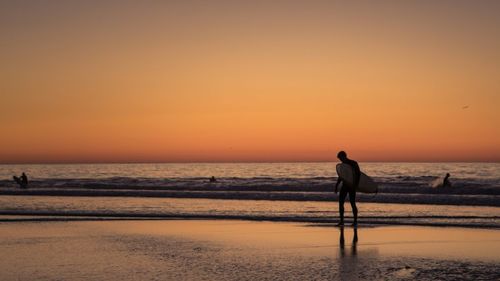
338,187,348,225
349,190,358,225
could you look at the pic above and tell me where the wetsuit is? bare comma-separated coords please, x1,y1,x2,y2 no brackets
338,159,360,224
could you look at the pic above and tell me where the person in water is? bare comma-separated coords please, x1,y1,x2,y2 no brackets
335,151,360,226
443,173,452,187
209,176,217,183
13,172,29,189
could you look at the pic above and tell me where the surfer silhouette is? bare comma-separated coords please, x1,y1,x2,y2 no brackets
443,173,451,188
13,172,29,189
335,151,360,226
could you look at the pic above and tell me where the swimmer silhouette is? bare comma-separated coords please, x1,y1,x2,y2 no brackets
443,173,452,187
13,172,28,189
335,151,360,226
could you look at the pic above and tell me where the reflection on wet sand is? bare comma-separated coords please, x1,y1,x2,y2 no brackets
339,226,358,257
339,227,361,280
0,220,498,280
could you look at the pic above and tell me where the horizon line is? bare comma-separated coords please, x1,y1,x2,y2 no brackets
1,160,499,165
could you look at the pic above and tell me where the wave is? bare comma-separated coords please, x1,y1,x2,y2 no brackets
0,188,499,207
1,176,499,206
1,176,499,193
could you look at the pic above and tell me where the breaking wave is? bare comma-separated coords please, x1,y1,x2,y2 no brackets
1,176,499,206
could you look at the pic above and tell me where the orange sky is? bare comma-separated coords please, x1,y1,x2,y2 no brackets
1,1,499,163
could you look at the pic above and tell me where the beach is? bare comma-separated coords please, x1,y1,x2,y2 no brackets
1,163,499,280
3,0,499,279
0,219,499,281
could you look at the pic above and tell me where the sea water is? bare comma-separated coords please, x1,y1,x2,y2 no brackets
0,163,499,227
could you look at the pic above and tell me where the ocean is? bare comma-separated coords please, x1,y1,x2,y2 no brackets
1,162,499,228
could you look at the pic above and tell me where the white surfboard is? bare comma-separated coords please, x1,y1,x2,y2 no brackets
336,163,378,193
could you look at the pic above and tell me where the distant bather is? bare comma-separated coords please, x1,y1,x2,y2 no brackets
13,172,29,188
443,173,452,188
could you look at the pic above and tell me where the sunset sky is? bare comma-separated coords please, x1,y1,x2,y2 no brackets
1,1,499,163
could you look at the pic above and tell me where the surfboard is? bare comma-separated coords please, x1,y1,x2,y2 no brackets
336,163,378,193
430,176,452,188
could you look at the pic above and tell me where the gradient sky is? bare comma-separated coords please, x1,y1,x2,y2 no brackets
1,0,499,163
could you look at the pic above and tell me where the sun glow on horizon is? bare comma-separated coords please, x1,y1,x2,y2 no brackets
1,1,499,163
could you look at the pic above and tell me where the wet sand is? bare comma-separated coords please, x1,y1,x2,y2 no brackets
0,219,499,280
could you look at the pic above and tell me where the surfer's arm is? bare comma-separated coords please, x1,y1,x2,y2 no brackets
335,177,342,194
353,163,361,188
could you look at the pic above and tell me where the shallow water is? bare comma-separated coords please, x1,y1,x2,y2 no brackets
1,196,499,228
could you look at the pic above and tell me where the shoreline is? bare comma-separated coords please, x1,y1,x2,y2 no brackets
1,195,499,229
1,213,499,230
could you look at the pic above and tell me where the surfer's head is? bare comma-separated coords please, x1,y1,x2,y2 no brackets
337,151,347,162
